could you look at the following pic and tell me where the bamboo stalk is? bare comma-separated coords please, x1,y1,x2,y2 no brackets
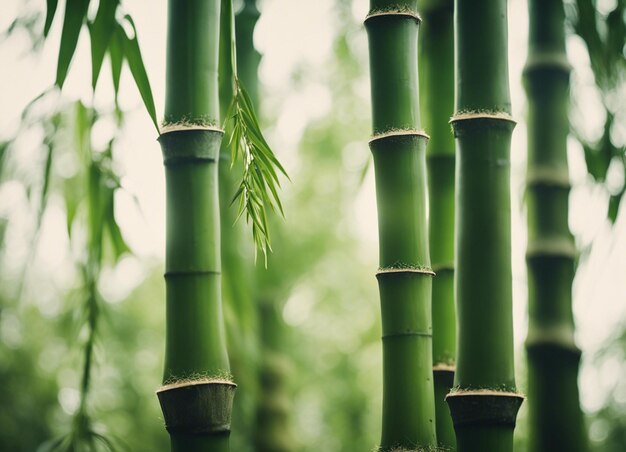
365,1,437,449
445,0,523,450
157,1,234,451
418,0,456,448
524,1,587,450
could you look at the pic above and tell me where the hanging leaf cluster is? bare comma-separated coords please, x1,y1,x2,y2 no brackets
224,77,288,263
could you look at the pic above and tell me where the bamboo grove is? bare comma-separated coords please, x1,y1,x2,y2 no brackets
5,0,622,450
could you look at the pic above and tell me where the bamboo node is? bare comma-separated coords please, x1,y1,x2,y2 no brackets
376,262,435,276
365,6,422,24
450,110,516,124
431,262,454,273
524,52,572,74
164,269,222,278
382,331,432,339
369,128,430,144
158,126,224,164
161,117,222,135
374,446,449,452
526,238,576,260
156,377,236,435
446,389,524,428
433,363,456,373
526,168,571,188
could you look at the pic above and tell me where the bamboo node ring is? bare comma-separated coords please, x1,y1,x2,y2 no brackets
365,9,422,23
369,129,430,144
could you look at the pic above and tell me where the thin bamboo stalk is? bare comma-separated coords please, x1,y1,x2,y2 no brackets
365,1,437,449
418,0,456,448
157,1,234,451
524,1,587,450
445,0,523,450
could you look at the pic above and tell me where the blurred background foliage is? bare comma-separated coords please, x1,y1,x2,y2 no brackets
0,0,624,451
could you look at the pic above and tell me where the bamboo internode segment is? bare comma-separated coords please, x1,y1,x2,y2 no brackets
157,380,237,435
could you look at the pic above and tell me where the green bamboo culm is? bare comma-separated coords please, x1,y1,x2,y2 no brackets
445,0,524,451
418,0,456,449
524,1,588,451
365,1,437,450
156,1,235,452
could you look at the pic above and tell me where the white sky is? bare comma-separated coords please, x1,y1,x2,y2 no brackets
1,0,625,415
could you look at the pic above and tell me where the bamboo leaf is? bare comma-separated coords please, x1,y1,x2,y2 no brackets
608,191,623,224
44,0,59,37
222,76,288,260
55,0,91,89
89,0,119,90
109,26,123,100
118,16,159,132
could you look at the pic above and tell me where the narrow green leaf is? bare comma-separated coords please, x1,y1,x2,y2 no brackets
89,0,119,90
118,17,159,132
44,0,59,37
56,0,90,88
608,192,623,224
109,26,123,100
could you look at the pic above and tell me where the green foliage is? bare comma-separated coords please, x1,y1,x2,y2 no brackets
224,78,288,263
117,16,159,131
43,0,158,131
568,0,626,224
88,0,119,89
55,0,90,88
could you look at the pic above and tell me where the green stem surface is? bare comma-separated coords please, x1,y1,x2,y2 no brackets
524,1,587,451
366,1,437,449
448,0,522,450
419,0,456,448
160,1,232,451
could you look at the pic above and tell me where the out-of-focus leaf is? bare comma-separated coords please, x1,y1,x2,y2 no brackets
117,17,159,132
38,142,54,225
0,140,10,177
608,191,623,223
44,0,59,37
109,25,124,101
583,143,610,181
89,0,119,89
606,3,625,72
55,0,90,89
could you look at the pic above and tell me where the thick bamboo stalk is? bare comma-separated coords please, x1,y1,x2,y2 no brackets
365,1,437,449
446,0,523,450
418,0,456,449
524,1,587,451
157,1,234,451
